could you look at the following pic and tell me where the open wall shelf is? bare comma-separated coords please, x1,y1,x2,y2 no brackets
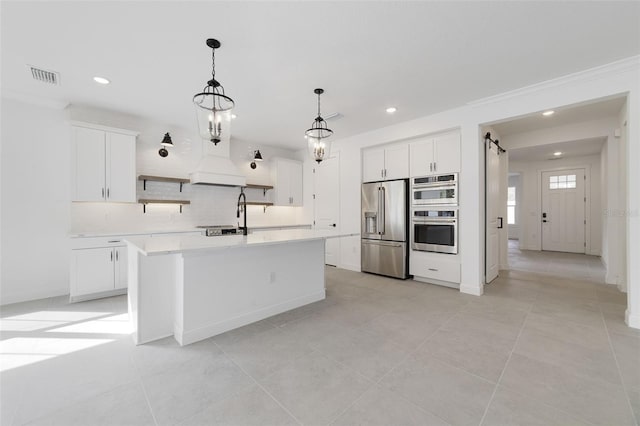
138,175,190,192
139,199,191,213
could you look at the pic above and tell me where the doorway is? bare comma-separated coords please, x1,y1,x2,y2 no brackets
314,152,340,266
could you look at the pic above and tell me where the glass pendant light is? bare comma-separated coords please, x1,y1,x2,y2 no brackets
305,88,333,163
193,38,235,145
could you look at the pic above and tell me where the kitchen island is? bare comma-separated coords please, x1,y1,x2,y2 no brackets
125,229,354,346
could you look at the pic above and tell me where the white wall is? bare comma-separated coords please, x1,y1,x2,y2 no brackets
510,154,602,255
314,56,639,323
1,99,71,304
601,101,629,289
0,101,306,305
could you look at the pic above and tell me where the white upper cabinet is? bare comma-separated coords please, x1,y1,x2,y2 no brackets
409,131,460,177
271,157,303,206
72,123,137,202
362,144,409,182
432,132,460,174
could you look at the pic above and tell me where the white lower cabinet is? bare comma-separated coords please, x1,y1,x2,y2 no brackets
70,244,127,301
410,250,460,286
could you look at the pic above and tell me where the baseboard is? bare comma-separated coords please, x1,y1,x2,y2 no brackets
339,262,361,272
460,284,483,296
1,288,69,306
70,288,127,303
626,309,640,330
413,276,460,290
176,291,326,346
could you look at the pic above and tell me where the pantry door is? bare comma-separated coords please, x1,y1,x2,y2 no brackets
314,152,340,266
541,169,586,253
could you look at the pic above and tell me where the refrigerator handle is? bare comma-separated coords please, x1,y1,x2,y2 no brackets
379,186,386,235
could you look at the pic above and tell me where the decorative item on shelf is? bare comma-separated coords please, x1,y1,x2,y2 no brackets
250,150,263,169
305,88,333,163
158,132,173,157
193,38,235,146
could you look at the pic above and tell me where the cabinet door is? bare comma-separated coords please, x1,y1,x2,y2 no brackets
272,159,291,206
114,246,127,289
71,247,114,296
362,148,385,182
73,127,106,201
409,138,435,177
106,132,136,202
384,144,409,180
433,132,460,174
288,160,303,206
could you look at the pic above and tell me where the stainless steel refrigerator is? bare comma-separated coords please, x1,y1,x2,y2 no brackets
361,179,409,279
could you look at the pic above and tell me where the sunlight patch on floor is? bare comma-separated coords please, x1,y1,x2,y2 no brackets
0,337,113,372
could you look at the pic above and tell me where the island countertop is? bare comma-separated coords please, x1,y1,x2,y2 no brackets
125,228,358,256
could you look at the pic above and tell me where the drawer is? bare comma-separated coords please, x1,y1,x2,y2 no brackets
70,236,131,250
410,255,460,283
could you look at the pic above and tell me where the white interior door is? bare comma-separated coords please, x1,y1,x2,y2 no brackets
314,152,340,266
486,141,501,283
541,169,586,253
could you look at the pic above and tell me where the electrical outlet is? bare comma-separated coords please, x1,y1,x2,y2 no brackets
269,272,276,284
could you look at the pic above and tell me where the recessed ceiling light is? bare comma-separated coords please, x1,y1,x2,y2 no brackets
386,107,397,114
93,76,110,85
542,110,555,116
553,151,562,156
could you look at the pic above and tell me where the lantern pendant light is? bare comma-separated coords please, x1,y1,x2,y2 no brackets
193,38,235,145
305,88,333,163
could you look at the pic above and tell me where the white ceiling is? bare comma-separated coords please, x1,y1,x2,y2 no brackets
490,96,626,136
2,1,639,150
508,137,606,162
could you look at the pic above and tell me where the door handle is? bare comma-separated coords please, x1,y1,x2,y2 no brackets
497,217,503,229
379,186,386,234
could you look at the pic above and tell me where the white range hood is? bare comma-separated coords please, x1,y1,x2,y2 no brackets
189,117,246,187
190,154,246,187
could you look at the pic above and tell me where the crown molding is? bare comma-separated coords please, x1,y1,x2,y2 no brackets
467,55,640,107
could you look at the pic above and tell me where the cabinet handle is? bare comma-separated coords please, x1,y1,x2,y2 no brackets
110,251,113,262
434,162,437,172
107,188,110,199
102,188,105,198
115,250,119,261
428,268,438,271
429,163,433,172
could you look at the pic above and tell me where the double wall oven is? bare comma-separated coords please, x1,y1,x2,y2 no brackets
411,173,458,254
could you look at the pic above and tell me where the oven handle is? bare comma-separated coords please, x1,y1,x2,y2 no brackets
412,220,457,225
412,182,457,189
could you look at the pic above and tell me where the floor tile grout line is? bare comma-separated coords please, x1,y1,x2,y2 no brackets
324,303,470,426
477,285,537,426
211,340,305,426
598,303,639,426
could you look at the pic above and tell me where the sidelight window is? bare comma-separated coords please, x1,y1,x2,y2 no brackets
507,186,516,225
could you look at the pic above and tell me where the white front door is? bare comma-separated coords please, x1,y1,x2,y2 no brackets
485,140,501,283
541,169,586,253
314,152,340,266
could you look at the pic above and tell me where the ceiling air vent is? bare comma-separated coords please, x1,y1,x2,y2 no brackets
29,66,60,85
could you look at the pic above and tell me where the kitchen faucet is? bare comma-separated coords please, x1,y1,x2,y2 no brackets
236,189,248,235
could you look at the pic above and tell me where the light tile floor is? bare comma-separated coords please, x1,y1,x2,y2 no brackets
1,265,638,425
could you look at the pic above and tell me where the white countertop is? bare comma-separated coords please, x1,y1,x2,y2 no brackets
126,228,358,256
69,224,313,238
